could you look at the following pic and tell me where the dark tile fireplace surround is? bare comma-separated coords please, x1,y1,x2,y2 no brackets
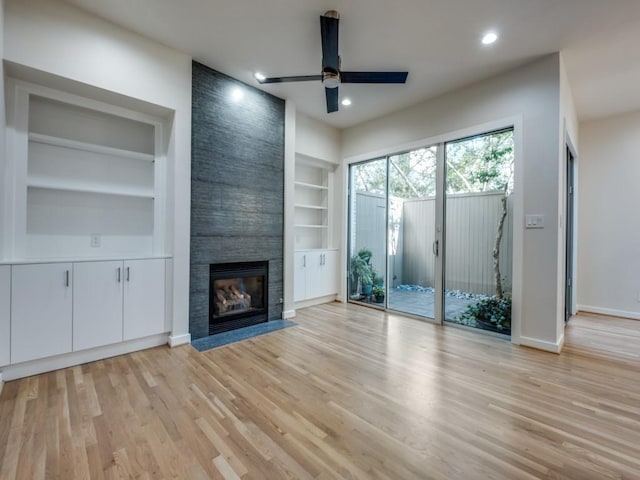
189,61,284,340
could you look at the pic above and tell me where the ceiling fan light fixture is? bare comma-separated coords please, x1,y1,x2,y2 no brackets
322,71,340,89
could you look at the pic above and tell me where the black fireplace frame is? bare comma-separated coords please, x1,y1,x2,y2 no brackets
209,261,269,335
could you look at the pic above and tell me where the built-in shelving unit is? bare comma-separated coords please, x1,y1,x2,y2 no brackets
5,80,167,260
294,157,335,250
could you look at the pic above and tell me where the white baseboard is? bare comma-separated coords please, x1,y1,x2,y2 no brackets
294,294,337,310
282,309,296,319
168,333,191,347
0,372,4,397
1,334,169,381
577,305,640,321
519,333,564,354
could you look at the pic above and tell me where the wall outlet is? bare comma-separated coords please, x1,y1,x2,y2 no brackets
90,234,101,248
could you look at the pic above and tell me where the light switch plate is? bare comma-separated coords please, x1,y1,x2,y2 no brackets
525,214,544,229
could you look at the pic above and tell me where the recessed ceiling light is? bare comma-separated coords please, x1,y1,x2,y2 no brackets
482,32,498,45
230,87,244,102
341,98,352,106
254,72,266,82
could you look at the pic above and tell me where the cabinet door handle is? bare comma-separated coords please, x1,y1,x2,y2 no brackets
302,255,306,268
65,270,70,287
321,253,325,265
117,267,121,283
126,266,130,282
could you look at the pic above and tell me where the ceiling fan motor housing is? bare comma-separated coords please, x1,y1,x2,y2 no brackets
322,71,340,88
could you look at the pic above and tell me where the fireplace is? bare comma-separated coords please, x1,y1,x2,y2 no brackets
209,261,268,335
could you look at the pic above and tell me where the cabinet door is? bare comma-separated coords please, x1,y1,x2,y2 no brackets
304,251,323,299
318,251,338,297
73,261,123,351
11,263,73,364
0,266,10,366
294,252,307,302
123,259,165,341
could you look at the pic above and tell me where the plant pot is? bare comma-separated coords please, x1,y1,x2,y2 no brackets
362,284,373,296
374,294,384,303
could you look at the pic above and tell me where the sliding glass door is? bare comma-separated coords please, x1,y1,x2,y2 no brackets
387,147,438,319
444,130,514,335
348,158,387,306
347,128,514,337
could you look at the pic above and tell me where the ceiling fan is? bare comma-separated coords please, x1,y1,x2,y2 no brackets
255,10,409,113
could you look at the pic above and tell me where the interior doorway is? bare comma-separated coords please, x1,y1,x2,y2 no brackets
565,145,576,323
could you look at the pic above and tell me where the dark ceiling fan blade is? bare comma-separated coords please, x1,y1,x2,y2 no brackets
257,75,322,84
341,71,408,84
325,87,339,113
320,13,339,72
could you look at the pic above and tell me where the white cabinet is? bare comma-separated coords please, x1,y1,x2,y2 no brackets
294,250,338,302
0,266,10,366
123,259,165,341
11,263,73,364
73,261,124,351
294,252,308,302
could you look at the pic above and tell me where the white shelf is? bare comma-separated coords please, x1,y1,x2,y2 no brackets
295,204,328,210
294,181,328,191
295,224,329,229
27,177,155,199
29,133,154,163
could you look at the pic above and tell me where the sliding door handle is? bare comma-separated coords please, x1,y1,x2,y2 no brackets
432,240,439,257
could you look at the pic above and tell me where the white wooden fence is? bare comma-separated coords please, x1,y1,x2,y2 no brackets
353,191,513,296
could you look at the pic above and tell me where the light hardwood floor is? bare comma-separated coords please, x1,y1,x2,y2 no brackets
1,303,639,479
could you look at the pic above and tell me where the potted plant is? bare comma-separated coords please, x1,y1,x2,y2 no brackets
349,254,373,298
372,285,385,303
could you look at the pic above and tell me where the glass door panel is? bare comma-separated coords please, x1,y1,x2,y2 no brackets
348,159,387,306
444,130,514,335
387,147,438,319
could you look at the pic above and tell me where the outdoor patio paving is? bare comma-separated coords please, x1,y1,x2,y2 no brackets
387,287,475,321
354,286,511,335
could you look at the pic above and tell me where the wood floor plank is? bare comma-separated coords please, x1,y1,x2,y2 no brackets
1,304,640,479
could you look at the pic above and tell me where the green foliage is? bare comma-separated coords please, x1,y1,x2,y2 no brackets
351,131,514,199
373,275,384,287
372,285,385,298
445,131,514,194
357,248,373,264
459,296,512,332
350,254,373,287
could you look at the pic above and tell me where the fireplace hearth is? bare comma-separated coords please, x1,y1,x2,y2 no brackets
209,261,268,335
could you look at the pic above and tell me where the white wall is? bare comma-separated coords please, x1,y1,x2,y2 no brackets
283,101,296,318
578,110,640,320
295,113,341,163
558,54,580,339
342,55,564,351
0,0,6,259
3,0,192,341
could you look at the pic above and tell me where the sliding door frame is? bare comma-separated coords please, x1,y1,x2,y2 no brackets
343,116,523,343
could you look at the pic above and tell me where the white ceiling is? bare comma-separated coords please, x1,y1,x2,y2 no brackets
62,0,640,128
